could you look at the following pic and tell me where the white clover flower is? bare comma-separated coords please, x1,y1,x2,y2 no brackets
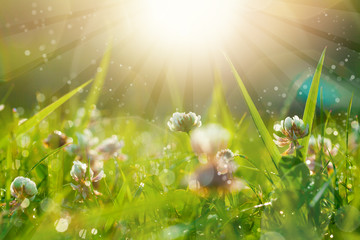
190,124,230,158
43,130,68,149
10,176,38,201
70,160,105,200
96,135,124,158
70,160,93,182
273,115,309,154
168,112,201,133
215,149,237,175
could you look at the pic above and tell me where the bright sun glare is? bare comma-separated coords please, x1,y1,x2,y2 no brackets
144,0,237,46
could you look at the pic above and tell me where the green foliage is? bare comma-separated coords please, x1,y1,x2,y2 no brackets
300,48,327,161
0,80,92,147
1,49,360,240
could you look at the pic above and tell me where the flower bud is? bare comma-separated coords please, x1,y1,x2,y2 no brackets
10,176,38,200
43,130,67,149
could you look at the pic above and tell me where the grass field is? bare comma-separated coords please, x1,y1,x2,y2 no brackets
1,47,360,240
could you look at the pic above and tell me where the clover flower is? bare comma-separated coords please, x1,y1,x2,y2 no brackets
188,149,244,194
273,115,309,154
190,124,230,159
43,130,68,149
10,176,38,201
96,135,124,158
70,160,104,200
70,160,91,182
168,112,201,133
306,135,338,174
215,149,237,175
65,130,99,156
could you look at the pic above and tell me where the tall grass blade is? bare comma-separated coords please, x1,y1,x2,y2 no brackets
223,53,280,170
300,47,326,160
345,93,353,203
80,43,112,130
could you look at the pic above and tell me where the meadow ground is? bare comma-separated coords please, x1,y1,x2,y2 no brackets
1,49,360,240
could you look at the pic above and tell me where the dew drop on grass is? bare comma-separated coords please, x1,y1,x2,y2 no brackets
55,218,69,232
79,229,87,238
21,198,30,208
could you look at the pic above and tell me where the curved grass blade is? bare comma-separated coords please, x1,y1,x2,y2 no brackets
80,43,112,130
223,53,280,171
300,47,327,161
0,80,92,147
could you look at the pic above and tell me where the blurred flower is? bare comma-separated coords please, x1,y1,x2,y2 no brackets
76,130,99,149
308,135,339,156
306,135,338,174
189,149,243,194
87,150,104,173
191,124,230,160
273,115,309,154
215,149,237,175
96,135,124,158
43,130,68,149
65,130,98,156
70,160,104,200
10,176,38,201
168,112,201,133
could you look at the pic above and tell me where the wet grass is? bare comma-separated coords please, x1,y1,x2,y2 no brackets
1,49,360,240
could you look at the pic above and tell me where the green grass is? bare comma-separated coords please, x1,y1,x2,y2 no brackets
1,50,360,240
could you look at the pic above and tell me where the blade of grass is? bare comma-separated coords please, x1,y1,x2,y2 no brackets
345,93,353,203
300,47,326,161
223,53,280,171
0,84,14,104
25,144,69,177
0,80,92,147
80,43,112,130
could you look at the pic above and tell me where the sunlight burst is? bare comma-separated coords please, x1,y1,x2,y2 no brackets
144,0,237,45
